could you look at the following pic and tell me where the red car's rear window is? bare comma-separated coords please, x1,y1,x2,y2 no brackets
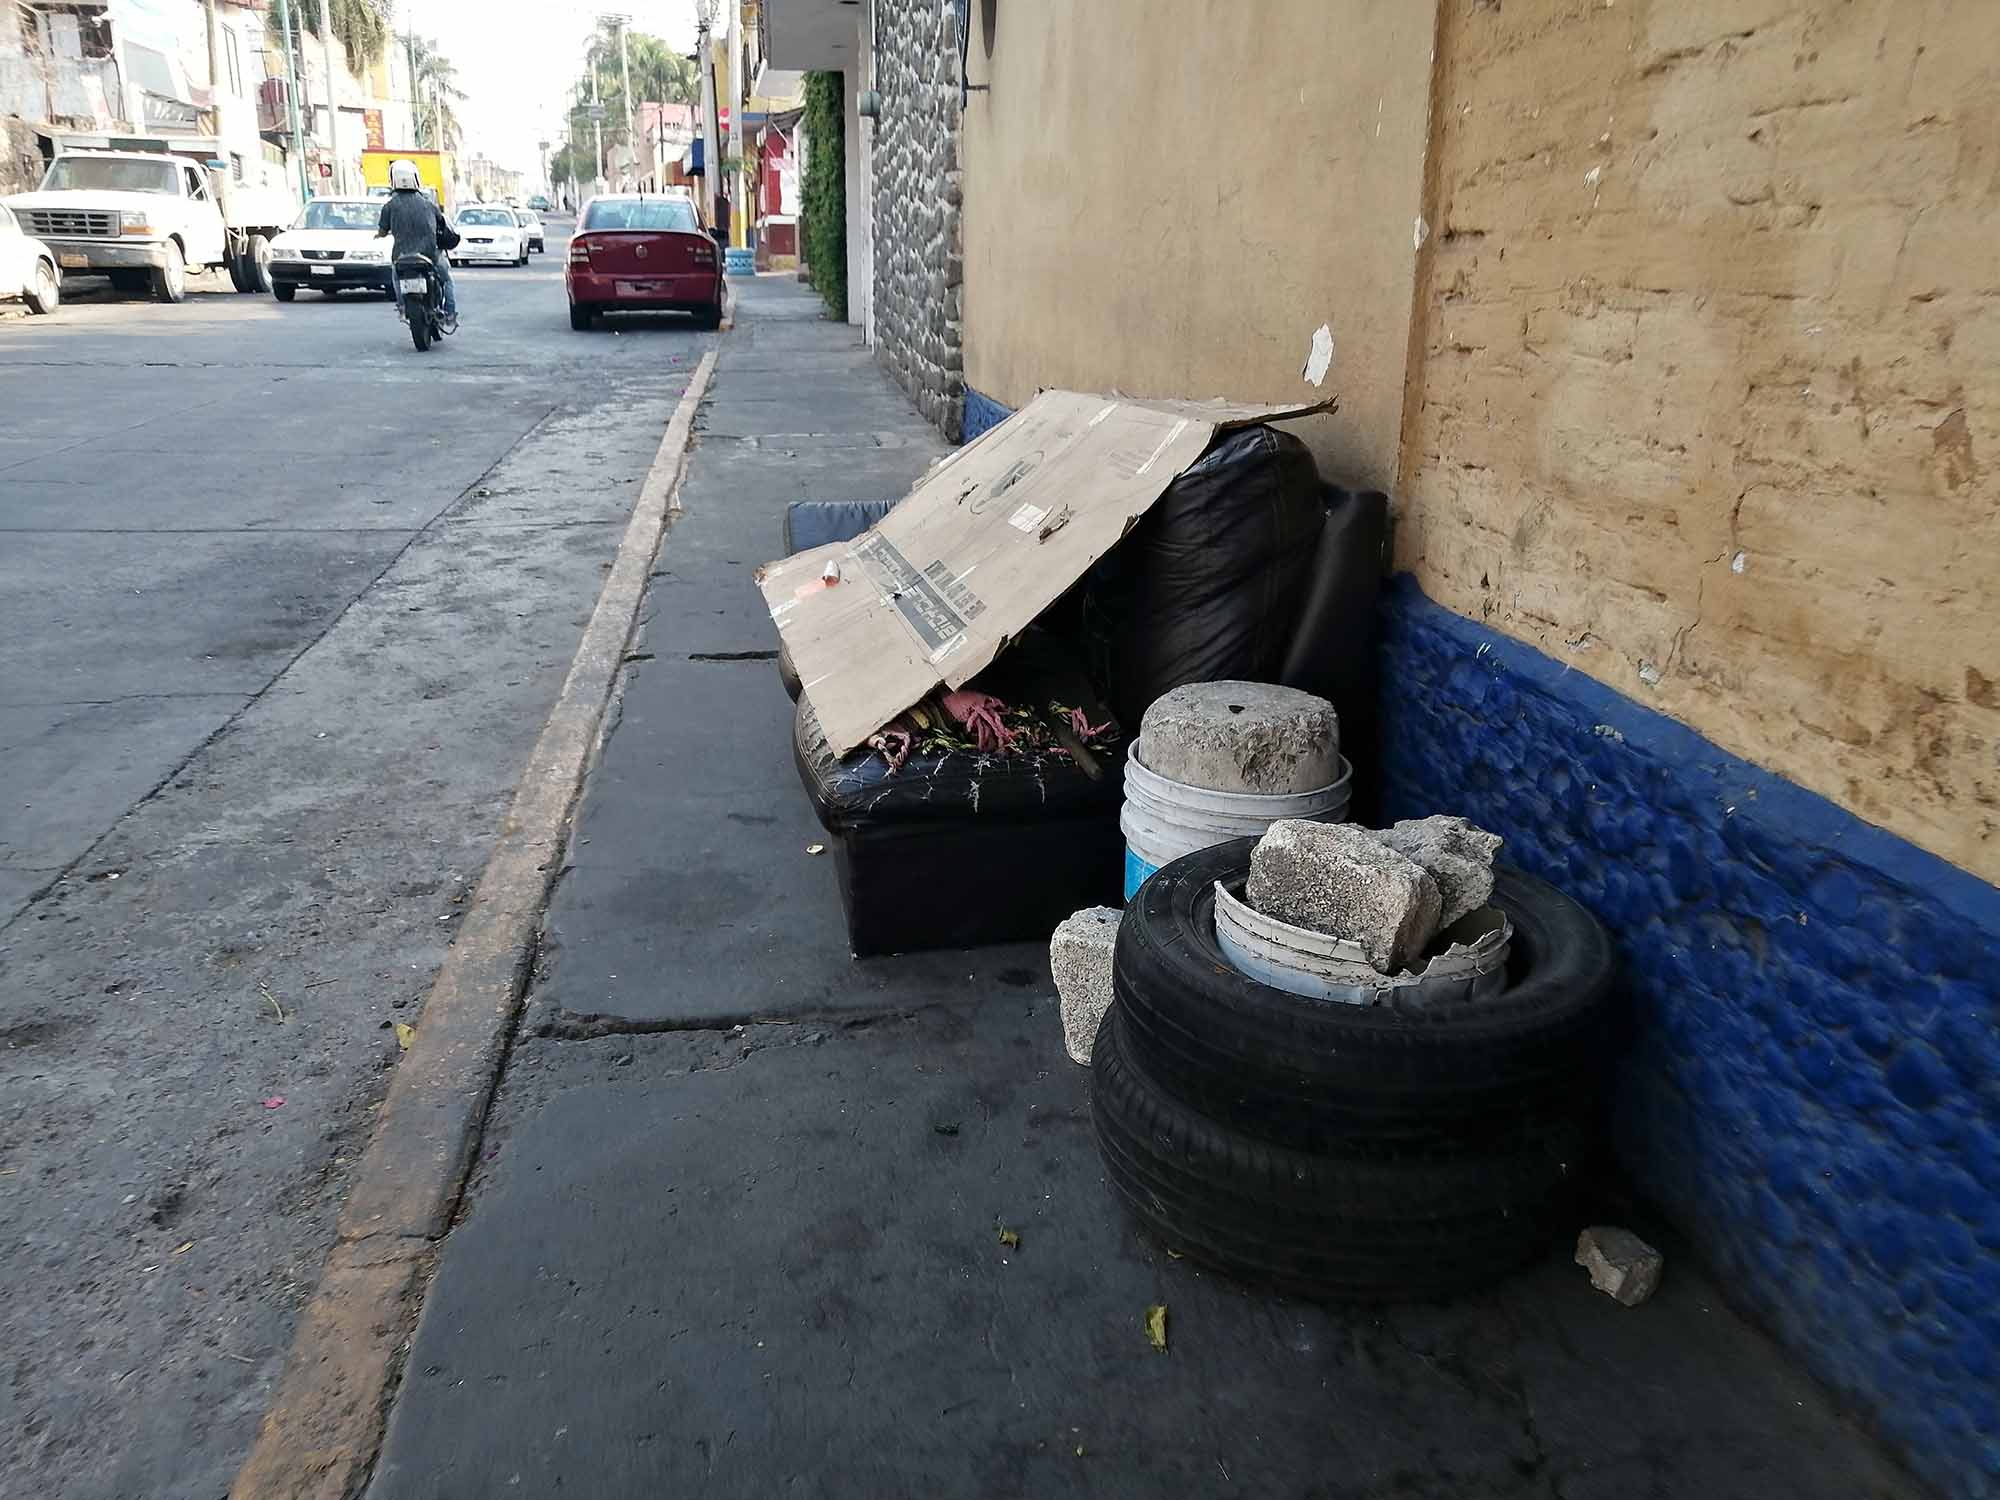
581,199,700,233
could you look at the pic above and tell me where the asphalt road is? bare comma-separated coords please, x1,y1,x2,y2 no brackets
0,219,718,1500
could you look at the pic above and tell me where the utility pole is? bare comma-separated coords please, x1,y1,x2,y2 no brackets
272,0,310,206
320,14,340,194
696,1,719,225
590,42,604,195
200,0,231,217
616,16,633,192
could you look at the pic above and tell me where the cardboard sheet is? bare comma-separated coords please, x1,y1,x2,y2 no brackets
757,389,1334,756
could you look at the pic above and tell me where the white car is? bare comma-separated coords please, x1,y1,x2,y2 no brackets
450,205,526,267
0,203,60,314
266,197,395,302
514,207,545,254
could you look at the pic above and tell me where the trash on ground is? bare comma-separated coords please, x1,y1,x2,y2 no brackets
1051,906,1121,1065
1145,1303,1169,1352
1246,819,1442,972
260,1096,285,1110
758,389,1330,757
805,843,825,856
997,1226,1020,1250
1576,1226,1664,1306
173,1241,193,1255
394,1023,416,1050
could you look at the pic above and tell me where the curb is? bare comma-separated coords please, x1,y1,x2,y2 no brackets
228,348,719,1500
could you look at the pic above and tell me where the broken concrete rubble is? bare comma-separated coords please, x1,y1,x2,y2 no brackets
1372,815,1502,927
1138,681,1339,795
1575,1226,1665,1306
1051,906,1122,1065
1245,820,1442,973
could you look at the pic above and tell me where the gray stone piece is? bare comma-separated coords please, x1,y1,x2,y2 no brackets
1138,681,1340,795
1373,815,1503,927
1575,1227,1665,1306
1051,906,1122,1065
1245,820,1442,973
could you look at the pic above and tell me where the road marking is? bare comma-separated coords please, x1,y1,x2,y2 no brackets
228,347,719,1500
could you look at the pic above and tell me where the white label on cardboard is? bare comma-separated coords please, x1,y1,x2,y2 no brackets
1007,503,1049,534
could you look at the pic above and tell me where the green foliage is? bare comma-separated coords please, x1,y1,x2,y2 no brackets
277,0,394,74
801,70,846,320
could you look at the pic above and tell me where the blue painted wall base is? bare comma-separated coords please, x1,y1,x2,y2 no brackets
1377,575,1999,1497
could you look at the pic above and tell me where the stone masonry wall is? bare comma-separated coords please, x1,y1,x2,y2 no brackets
1399,0,2000,884
868,0,963,441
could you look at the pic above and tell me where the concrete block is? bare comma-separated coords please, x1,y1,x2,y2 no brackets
1246,820,1442,973
1373,815,1503,927
1051,906,1121,1065
1138,681,1339,795
1576,1226,1665,1306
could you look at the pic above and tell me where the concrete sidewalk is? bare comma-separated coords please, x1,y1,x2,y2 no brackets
364,275,1924,1500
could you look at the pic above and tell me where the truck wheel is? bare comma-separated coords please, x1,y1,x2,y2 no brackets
26,259,59,315
152,240,187,303
240,234,272,294
226,251,253,293
272,282,297,302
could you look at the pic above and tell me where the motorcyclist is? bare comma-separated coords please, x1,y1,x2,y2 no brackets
376,159,458,333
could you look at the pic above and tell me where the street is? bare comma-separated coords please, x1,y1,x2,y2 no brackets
0,224,718,1500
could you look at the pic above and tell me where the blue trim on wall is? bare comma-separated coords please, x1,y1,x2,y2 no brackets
1378,575,1999,1498
961,387,1012,441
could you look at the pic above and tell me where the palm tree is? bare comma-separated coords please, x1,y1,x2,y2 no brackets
402,33,465,153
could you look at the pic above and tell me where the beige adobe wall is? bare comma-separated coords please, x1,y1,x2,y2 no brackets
1399,0,1999,881
958,0,1439,493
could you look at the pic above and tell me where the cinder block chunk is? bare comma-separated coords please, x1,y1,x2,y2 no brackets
1051,906,1122,1065
1246,820,1442,973
1139,681,1339,795
1575,1226,1664,1306
1373,815,1503,927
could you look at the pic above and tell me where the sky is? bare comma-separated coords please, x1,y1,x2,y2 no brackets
403,0,698,177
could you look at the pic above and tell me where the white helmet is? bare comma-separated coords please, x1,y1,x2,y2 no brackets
389,159,421,191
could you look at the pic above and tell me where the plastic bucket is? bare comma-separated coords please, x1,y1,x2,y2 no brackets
1120,739,1352,899
1211,877,1512,1007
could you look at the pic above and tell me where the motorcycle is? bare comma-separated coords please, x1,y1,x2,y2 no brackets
395,253,450,351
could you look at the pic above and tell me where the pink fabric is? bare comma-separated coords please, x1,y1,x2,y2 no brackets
1068,706,1113,741
869,727,913,772
941,689,1017,753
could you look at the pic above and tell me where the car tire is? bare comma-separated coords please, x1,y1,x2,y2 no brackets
152,239,187,303
568,302,594,331
1091,1010,1584,1301
237,233,272,294
272,282,297,302
1114,840,1617,1155
694,303,723,330
26,258,60,315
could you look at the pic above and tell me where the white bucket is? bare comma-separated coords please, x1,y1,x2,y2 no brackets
1211,878,1512,1007
1121,738,1353,898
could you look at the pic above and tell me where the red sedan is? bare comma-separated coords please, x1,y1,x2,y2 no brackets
566,193,724,331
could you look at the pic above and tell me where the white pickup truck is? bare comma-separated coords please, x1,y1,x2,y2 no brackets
3,149,295,303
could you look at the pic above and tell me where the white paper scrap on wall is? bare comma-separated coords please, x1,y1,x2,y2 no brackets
1303,324,1335,388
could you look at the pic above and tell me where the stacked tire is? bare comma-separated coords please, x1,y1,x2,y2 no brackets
1093,837,1617,1300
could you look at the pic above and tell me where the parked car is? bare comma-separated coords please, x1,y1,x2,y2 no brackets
514,207,545,254
267,197,394,302
566,193,723,331
2,148,293,302
0,203,60,314
450,204,526,267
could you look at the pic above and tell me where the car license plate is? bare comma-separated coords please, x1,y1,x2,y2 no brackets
617,281,653,295
310,264,334,275
59,253,88,269
400,277,427,294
